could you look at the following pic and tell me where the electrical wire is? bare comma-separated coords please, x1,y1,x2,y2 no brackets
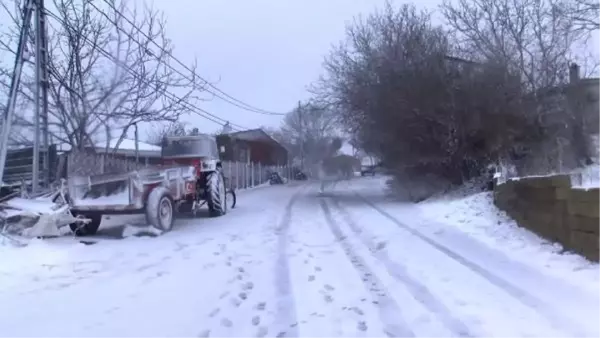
43,9,248,132
92,0,286,116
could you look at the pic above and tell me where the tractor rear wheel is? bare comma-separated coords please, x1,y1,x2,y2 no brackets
206,171,227,217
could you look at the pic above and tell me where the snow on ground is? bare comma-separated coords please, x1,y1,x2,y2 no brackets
572,164,600,189
418,188,599,294
0,178,598,337
0,185,299,337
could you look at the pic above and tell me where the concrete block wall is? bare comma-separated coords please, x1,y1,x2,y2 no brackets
494,175,599,261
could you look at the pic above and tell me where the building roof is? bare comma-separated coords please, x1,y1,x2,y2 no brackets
225,128,285,150
90,138,162,157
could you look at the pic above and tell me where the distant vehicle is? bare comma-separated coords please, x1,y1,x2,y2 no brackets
295,171,307,180
66,134,236,236
360,165,377,176
269,170,285,185
292,168,307,180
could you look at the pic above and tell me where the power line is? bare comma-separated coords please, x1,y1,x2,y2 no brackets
43,9,248,132
92,0,286,116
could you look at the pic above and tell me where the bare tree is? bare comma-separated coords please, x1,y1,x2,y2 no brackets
0,0,203,152
278,101,339,169
560,0,600,32
441,0,598,168
313,2,545,200
440,0,597,90
145,120,188,145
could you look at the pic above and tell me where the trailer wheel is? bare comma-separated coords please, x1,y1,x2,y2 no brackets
69,213,101,236
146,186,175,232
206,171,227,217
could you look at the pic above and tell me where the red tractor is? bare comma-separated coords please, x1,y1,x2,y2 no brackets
160,134,236,217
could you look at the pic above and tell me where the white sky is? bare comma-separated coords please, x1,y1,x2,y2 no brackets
147,0,440,134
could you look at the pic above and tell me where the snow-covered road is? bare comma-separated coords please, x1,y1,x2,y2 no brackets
0,178,598,337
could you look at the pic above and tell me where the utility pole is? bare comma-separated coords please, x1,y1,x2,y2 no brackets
297,101,305,171
0,0,36,188
134,123,139,170
32,0,50,192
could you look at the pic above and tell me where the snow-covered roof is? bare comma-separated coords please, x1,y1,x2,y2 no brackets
226,128,285,148
94,138,161,152
91,138,161,157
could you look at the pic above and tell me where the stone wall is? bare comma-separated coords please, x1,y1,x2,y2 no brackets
494,175,599,261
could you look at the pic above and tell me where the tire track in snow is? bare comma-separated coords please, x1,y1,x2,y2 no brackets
273,187,305,337
353,192,587,337
328,197,474,337
318,199,414,337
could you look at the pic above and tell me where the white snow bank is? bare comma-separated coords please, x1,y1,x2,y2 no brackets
1,197,62,220
419,190,599,293
571,164,600,189
2,197,59,214
350,175,392,192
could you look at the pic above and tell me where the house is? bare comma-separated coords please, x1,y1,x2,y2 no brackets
216,129,288,166
512,63,600,174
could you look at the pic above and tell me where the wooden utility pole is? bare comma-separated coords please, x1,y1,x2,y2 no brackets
0,0,36,188
298,101,305,170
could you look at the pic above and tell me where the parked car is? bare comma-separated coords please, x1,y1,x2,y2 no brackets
360,165,377,176
292,168,308,180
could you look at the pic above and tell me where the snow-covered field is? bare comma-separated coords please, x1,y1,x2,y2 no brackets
0,177,598,337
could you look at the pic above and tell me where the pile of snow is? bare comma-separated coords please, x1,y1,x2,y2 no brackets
0,195,81,238
419,187,599,292
73,189,130,206
571,164,600,189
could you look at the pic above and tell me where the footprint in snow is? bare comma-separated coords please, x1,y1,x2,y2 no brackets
239,292,248,300
353,307,365,315
308,275,315,282
255,302,266,311
256,326,269,337
242,281,254,290
208,308,220,318
198,329,210,337
324,284,335,291
357,321,368,331
230,297,242,307
220,318,233,327
252,315,260,326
